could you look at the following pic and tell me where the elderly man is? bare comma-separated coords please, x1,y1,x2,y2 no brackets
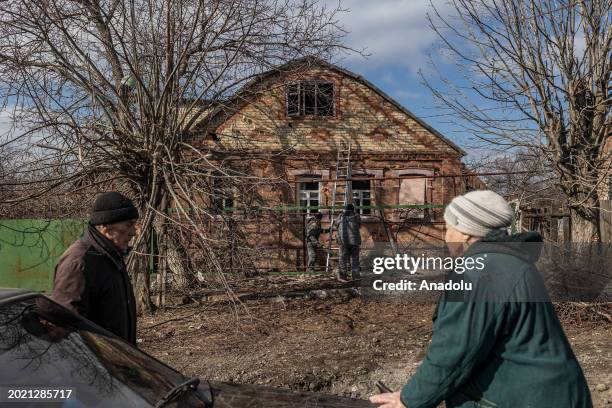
370,190,592,408
52,192,139,345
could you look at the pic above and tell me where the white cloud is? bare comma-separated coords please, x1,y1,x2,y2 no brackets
573,32,587,61
0,107,17,141
394,89,420,99
328,0,453,74
0,105,30,152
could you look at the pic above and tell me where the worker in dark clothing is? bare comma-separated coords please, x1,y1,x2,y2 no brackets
52,192,139,345
335,203,361,281
306,212,330,273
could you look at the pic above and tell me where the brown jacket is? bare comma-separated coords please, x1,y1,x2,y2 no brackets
52,224,137,344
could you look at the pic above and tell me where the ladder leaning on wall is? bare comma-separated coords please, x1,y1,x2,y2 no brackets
324,143,353,275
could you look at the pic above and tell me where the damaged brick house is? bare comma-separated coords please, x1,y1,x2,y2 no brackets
188,57,482,271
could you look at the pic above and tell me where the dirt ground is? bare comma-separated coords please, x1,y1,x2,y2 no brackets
138,277,612,407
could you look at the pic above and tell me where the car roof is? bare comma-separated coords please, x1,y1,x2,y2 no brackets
0,288,39,304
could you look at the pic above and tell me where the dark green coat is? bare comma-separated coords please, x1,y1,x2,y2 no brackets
401,230,592,408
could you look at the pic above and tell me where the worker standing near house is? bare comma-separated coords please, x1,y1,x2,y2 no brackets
51,192,139,345
306,212,329,273
369,190,592,408
335,203,362,281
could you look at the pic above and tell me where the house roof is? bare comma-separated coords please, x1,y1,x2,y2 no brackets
202,56,466,156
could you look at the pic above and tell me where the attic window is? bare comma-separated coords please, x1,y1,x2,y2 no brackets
286,81,334,117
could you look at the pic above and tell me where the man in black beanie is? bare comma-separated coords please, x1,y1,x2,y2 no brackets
51,192,139,344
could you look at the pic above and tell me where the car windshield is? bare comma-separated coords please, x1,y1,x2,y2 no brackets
0,294,209,407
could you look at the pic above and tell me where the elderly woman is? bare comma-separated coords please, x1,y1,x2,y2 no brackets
370,190,592,408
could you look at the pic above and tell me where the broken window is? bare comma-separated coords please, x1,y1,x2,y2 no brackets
214,195,234,214
352,180,371,215
302,82,316,116
287,84,300,116
286,81,335,117
298,180,320,214
212,177,235,214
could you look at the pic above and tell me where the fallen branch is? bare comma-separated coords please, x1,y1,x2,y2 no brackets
569,302,612,323
144,310,202,330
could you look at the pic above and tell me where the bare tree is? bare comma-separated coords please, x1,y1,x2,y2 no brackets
466,150,563,206
424,0,611,241
0,0,347,313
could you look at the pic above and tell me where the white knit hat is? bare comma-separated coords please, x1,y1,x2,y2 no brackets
443,190,513,237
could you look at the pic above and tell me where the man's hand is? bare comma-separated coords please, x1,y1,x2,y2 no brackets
369,391,406,408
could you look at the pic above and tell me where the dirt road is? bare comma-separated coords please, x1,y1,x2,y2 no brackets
139,281,611,406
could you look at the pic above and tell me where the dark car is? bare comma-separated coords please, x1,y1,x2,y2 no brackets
0,289,373,407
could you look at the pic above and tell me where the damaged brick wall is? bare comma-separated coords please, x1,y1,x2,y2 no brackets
186,61,477,273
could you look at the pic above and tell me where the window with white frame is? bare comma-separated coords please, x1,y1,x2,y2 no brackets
298,180,320,214
214,195,234,214
212,177,235,214
352,180,371,215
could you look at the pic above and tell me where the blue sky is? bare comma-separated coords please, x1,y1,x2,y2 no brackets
326,0,480,158
0,0,483,159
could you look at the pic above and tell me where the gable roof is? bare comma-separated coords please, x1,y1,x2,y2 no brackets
202,56,466,156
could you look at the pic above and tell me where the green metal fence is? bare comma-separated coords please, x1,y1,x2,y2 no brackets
0,204,448,291
0,219,85,292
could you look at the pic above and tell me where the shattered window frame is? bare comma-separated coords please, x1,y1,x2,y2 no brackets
286,83,300,116
285,81,335,117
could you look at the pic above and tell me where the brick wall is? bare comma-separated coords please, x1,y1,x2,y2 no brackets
185,63,473,273
191,67,461,156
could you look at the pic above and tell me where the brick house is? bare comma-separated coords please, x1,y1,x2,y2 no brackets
189,57,482,271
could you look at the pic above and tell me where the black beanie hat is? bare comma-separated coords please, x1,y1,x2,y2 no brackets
90,192,139,225
344,203,355,212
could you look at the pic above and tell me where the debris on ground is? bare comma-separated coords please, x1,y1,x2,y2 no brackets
141,276,612,407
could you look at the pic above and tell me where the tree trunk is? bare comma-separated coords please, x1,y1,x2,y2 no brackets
166,240,190,290
570,208,600,242
131,239,155,315
129,188,167,315
158,245,167,308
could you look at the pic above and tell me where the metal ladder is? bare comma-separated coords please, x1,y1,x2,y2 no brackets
325,143,352,275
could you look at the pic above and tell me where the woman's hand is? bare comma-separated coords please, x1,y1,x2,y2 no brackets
369,391,406,408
